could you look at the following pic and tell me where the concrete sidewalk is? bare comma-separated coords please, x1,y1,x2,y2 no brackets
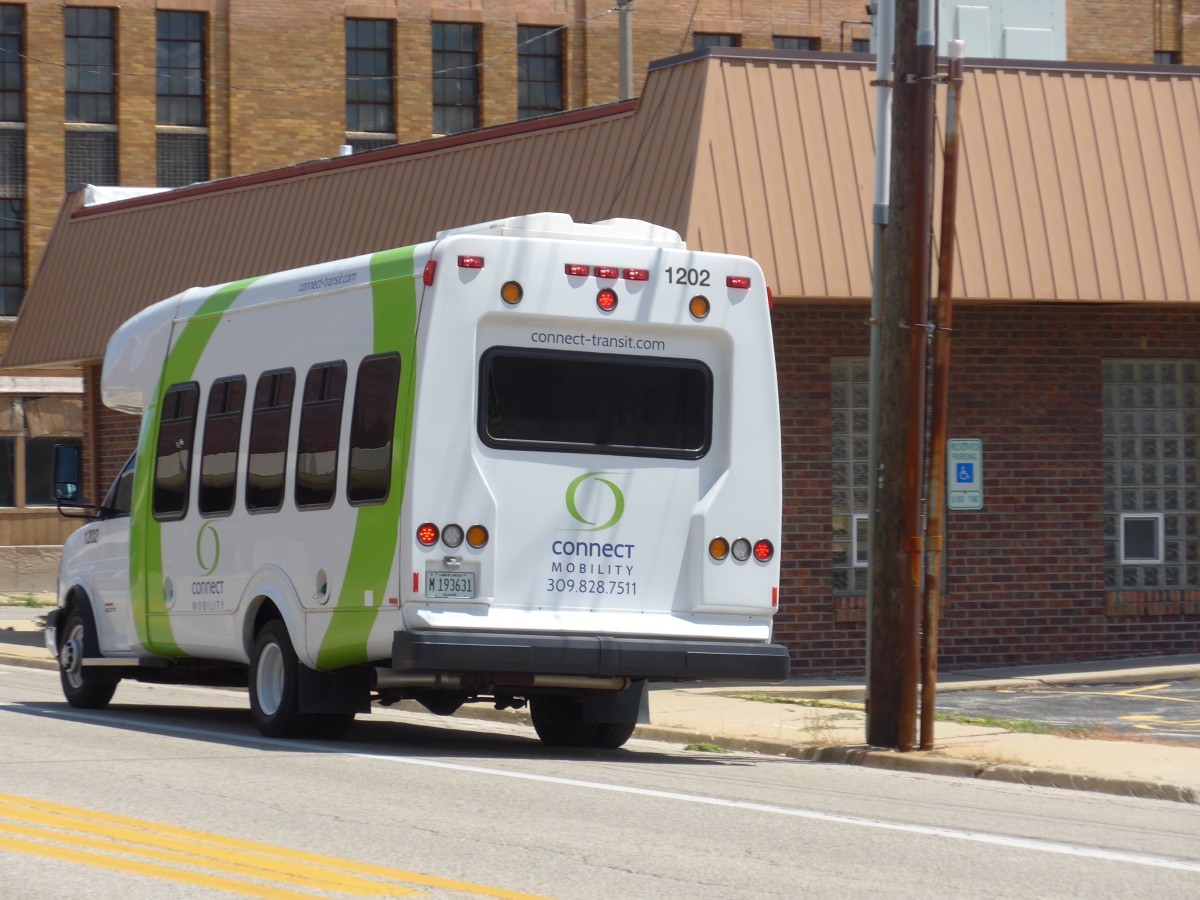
3,604,1197,804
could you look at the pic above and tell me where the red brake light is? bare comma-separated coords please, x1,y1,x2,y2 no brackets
754,539,774,562
727,275,751,289
623,268,649,282
416,523,439,546
565,263,589,277
594,266,619,279
423,260,437,286
458,256,484,269
596,288,618,312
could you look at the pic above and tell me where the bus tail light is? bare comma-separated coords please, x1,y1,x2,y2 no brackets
416,523,439,546
423,260,437,286
458,255,484,269
754,539,774,562
596,288,618,312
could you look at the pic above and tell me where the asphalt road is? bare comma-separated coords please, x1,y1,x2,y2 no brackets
936,680,1200,743
3,663,1200,899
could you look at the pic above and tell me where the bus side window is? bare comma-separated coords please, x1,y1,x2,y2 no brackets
199,376,246,516
246,369,295,513
295,361,347,509
348,353,401,505
153,383,200,520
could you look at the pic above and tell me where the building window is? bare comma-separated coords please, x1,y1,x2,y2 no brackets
65,9,115,124
774,36,819,51
0,5,23,123
0,396,82,507
346,19,394,151
694,33,740,50
157,11,208,186
1154,51,1181,65
295,362,346,509
1102,360,1200,589
518,26,563,120
65,130,117,187
851,38,871,53
831,357,871,593
432,22,479,134
0,197,22,315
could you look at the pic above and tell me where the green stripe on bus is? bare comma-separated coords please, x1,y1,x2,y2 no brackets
130,280,256,655
316,246,418,669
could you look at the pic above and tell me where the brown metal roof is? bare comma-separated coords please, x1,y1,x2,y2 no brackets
8,50,1200,368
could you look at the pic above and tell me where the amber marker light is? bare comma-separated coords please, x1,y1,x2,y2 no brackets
689,295,710,319
416,523,439,546
466,525,489,549
597,288,618,312
709,537,730,560
501,281,523,305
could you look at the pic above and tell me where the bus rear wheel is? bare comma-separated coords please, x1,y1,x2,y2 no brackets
249,620,313,738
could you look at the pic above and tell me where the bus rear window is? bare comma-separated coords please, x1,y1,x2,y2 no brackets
479,348,712,458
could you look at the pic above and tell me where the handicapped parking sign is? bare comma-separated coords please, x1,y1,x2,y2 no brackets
947,439,983,509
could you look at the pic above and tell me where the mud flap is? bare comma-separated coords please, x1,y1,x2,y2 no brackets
298,665,372,714
579,679,649,725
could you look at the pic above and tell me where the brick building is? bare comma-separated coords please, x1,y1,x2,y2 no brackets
8,49,1200,672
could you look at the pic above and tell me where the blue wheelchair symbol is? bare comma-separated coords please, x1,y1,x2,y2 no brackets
956,463,974,483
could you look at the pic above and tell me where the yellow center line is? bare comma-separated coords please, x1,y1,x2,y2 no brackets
0,817,401,896
0,793,552,900
0,834,339,900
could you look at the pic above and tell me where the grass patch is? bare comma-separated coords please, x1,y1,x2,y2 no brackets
730,694,864,712
684,742,733,754
0,594,54,607
932,712,1063,734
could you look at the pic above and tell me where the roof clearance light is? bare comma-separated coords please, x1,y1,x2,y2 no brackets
596,288,618,312
623,268,649,282
565,263,590,277
416,523,439,546
754,539,775,562
689,295,710,319
731,538,752,562
727,275,751,289
594,266,619,279
709,537,730,561
500,281,523,305
458,255,485,269
442,523,464,548
466,524,489,549
423,260,437,286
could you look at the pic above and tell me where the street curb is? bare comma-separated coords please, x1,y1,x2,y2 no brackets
2,649,1194,805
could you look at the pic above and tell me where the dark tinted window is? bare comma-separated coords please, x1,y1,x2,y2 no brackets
296,362,347,508
199,376,245,515
246,369,294,512
153,382,199,518
480,348,712,459
103,452,136,517
348,354,400,505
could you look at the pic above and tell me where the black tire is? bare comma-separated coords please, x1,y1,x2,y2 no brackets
249,619,313,738
58,608,118,709
530,695,600,747
591,720,637,750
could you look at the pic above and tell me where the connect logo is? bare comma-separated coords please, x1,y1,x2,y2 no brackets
196,522,220,576
565,471,625,532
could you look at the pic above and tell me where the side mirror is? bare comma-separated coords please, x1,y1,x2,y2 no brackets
54,443,82,503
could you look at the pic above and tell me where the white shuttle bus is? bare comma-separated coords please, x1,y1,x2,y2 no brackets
48,213,789,748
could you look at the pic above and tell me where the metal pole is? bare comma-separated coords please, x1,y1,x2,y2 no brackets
865,0,894,737
921,40,965,751
618,0,633,100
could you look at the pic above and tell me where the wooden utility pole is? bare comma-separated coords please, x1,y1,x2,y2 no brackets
866,0,937,750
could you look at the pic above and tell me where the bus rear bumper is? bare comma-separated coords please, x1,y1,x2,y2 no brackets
391,630,791,683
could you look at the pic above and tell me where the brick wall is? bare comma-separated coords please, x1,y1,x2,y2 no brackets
770,302,1200,676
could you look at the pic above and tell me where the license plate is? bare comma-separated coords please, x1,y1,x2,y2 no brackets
426,571,475,599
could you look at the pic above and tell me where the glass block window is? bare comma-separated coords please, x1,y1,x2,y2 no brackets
65,8,115,124
831,357,871,593
1102,360,1200,590
156,131,208,187
774,36,819,50
346,19,394,135
694,33,739,50
65,129,117,187
0,5,23,123
0,196,22,315
432,23,479,134
156,11,205,126
518,26,563,120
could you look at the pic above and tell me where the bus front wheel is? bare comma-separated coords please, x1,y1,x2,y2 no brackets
59,608,117,709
